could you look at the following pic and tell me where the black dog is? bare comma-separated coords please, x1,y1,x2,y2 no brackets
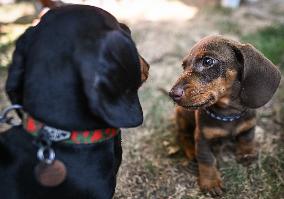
0,5,149,199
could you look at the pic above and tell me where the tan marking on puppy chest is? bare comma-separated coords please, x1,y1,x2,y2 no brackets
203,127,228,140
216,96,231,108
235,118,256,134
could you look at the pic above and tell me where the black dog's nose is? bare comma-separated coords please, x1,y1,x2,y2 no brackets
169,87,184,102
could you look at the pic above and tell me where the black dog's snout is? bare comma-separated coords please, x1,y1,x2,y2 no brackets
169,87,184,102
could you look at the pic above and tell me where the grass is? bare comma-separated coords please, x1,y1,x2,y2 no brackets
220,149,284,199
261,153,284,198
242,24,284,69
140,87,173,129
244,152,282,198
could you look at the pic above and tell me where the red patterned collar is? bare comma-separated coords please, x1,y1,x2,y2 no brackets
23,114,119,144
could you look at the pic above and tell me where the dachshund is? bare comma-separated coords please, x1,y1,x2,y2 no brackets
169,35,281,196
0,5,149,199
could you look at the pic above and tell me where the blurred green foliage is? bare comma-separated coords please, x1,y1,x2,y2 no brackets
242,24,284,70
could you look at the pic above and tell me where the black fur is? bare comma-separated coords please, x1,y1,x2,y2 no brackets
1,5,144,199
0,128,122,199
6,5,143,130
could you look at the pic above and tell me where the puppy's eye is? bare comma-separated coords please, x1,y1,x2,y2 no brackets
202,57,217,67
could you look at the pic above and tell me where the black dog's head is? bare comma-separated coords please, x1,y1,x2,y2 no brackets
6,5,149,130
169,35,281,110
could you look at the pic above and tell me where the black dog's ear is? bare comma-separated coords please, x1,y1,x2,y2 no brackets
237,43,281,108
119,23,131,35
119,23,150,85
5,27,34,105
75,30,143,128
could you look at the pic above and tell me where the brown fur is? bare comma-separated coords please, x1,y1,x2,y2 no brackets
140,56,150,84
203,127,228,140
169,35,281,196
198,163,223,195
38,0,62,8
235,118,256,135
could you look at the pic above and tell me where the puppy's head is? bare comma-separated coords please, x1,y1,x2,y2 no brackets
6,5,149,129
169,35,281,109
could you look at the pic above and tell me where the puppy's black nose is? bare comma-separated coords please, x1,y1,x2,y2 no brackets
169,87,184,102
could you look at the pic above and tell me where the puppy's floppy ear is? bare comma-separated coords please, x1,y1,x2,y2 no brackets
5,27,34,105
75,30,143,128
236,43,281,108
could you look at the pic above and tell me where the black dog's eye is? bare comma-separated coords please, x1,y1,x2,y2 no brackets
202,57,217,67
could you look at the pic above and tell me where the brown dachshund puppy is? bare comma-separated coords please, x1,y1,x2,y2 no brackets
169,35,281,196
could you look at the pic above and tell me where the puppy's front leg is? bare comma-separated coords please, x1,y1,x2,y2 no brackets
195,128,223,196
236,127,258,165
175,107,196,160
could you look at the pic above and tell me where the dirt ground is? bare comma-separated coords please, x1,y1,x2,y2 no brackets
0,0,284,198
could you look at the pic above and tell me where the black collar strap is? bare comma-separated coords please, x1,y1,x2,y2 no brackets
204,107,247,122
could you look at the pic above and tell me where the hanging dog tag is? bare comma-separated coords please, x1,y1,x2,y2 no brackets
35,160,67,187
35,146,67,187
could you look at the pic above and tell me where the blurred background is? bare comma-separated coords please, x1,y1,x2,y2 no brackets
0,0,283,198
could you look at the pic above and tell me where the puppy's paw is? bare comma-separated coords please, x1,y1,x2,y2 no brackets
184,147,196,161
236,151,258,166
199,175,224,197
198,165,225,197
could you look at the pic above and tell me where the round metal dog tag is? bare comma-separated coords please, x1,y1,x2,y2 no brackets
35,160,67,187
